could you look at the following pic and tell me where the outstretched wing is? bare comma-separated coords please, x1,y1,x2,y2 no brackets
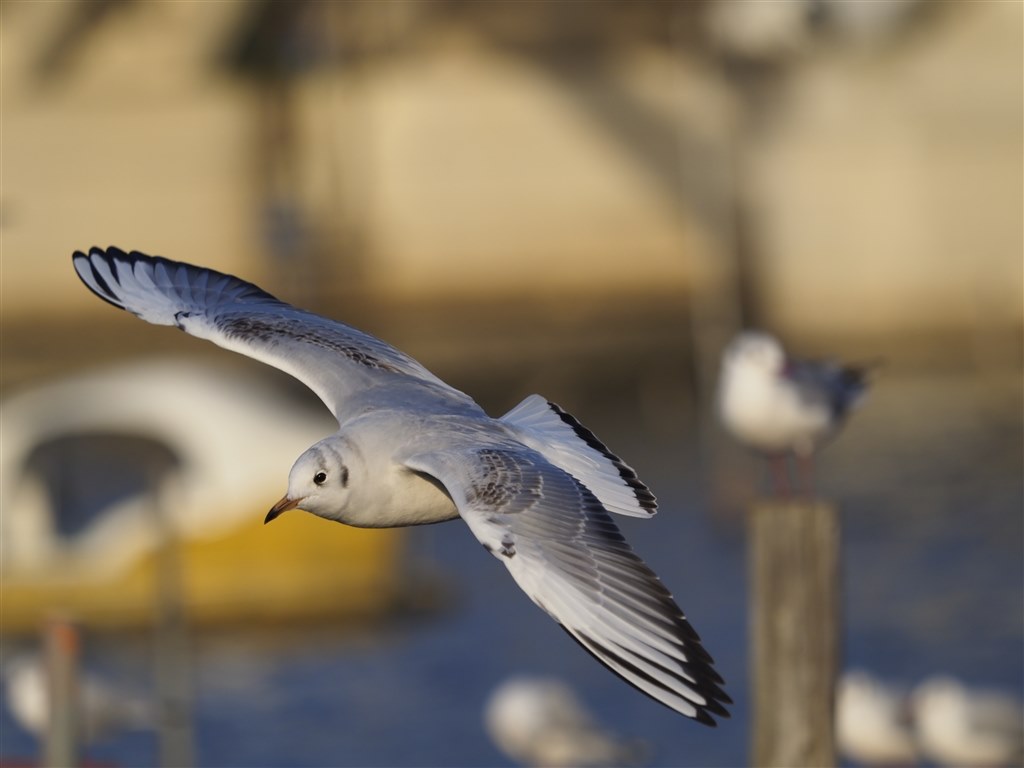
403,445,730,724
73,247,471,420
501,394,657,519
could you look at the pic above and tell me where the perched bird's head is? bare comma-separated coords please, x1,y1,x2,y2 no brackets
267,437,353,524
723,331,785,376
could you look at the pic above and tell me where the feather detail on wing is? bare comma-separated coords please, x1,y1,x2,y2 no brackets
402,446,730,724
501,395,656,518
72,247,468,420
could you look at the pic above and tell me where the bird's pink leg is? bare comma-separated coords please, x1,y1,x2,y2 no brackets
769,455,791,497
797,452,817,499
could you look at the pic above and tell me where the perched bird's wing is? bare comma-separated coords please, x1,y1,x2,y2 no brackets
402,444,730,724
784,359,870,418
73,247,472,420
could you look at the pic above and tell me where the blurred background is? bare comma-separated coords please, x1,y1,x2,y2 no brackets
1,1,1020,766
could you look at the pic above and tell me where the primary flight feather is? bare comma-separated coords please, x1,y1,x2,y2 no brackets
73,246,730,725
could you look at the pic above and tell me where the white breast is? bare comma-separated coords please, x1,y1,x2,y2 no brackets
719,362,831,455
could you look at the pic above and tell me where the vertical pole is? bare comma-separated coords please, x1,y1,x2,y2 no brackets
44,617,79,768
151,479,195,768
750,499,840,767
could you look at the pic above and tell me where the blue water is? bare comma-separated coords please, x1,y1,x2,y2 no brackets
1,369,1020,767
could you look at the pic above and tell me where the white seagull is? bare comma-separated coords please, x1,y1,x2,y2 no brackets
912,676,1023,767
835,669,917,766
4,654,154,743
72,247,730,725
484,675,648,767
717,331,871,493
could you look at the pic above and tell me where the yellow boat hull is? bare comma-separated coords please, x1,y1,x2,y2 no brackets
1,513,405,632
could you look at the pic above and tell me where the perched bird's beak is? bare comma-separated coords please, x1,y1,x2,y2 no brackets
266,495,301,524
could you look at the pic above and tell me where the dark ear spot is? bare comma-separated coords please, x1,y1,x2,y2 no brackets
340,466,349,488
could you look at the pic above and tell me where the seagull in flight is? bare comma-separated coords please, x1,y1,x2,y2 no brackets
73,247,730,725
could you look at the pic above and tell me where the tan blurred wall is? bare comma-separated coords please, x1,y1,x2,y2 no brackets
2,2,259,314
1,1,1020,343
750,1,1022,339
0,3,700,320
288,31,703,300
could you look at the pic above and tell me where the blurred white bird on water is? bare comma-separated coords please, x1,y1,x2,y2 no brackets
484,676,647,768
836,669,917,767
3,653,154,744
912,675,1023,768
717,330,872,494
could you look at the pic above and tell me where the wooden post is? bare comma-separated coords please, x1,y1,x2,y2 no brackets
750,499,840,767
44,617,79,768
151,480,195,768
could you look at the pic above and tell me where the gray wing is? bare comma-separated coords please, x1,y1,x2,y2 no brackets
403,445,730,724
73,247,471,420
785,358,870,418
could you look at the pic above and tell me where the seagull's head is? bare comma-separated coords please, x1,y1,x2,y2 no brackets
724,331,785,376
267,437,353,524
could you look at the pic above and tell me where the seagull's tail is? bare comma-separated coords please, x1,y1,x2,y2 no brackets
839,358,884,411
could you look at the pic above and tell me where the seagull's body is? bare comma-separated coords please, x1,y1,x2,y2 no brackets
73,247,729,725
836,670,917,766
913,676,1023,767
4,654,153,743
484,676,647,767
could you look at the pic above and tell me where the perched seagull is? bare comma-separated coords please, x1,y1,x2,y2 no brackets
912,676,1023,767
717,331,871,493
484,676,648,767
72,247,730,725
836,669,917,766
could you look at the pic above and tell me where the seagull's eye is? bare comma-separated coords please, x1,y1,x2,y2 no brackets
314,471,327,486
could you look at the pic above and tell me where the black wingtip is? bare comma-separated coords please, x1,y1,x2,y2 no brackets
103,245,130,260
73,246,287,311
693,708,718,727
72,246,127,310
72,245,131,260
564,626,730,726
546,400,659,514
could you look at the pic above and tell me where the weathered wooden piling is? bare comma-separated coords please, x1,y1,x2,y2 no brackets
152,478,195,768
44,616,79,768
750,499,840,767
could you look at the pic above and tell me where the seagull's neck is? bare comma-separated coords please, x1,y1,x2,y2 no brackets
334,415,460,529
